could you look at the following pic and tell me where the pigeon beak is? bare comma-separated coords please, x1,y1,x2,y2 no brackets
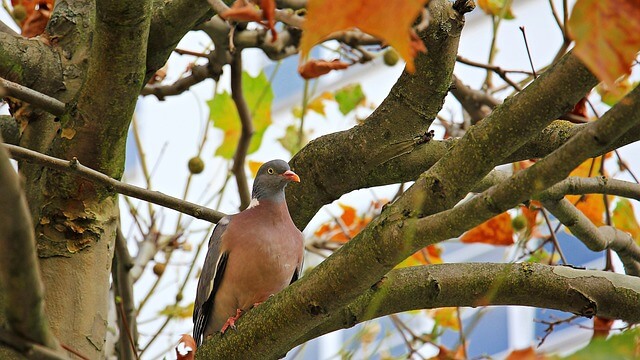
282,170,300,183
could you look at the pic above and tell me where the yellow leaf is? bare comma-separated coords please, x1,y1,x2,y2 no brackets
612,198,640,244
431,307,459,331
248,160,264,178
566,158,607,227
477,0,515,19
568,0,640,86
596,77,638,106
300,0,428,73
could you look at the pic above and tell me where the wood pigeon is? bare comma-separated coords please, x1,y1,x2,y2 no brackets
193,160,304,346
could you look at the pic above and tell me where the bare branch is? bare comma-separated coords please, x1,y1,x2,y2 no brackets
3,144,226,223
541,199,640,276
230,53,253,210
113,228,139,360
0,77,65,116
540,176,640,202
456,55,524,91
0,135,59,350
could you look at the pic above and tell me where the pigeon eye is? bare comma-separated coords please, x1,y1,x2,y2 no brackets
267,168,274,174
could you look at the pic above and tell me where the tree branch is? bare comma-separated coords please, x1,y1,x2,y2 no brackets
539,176,640,202
230,53,253,210
112,227,139,360
3,144,225,223
540,199,640,276
293,263,640,346
0,329,67,360
288,0,467,227
0,115,19,145
0,76,66,116
0,134,59,350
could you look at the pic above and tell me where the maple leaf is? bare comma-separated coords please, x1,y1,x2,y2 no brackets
209,71,273,159
431,307,460,331
596,76,638,106
20,0,54,37
299,0,429,73
298,59,349,79
568,0,640,86
175,334,196,360
505,347,547,360
248,160,264,178
460,212,514,245
222,0,262,22
476,0,515,19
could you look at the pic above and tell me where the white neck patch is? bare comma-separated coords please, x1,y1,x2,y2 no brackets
247,198,260,209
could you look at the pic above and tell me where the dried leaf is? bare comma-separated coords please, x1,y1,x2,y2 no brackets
260,0,277,40
396,244,443,268
277,124,308,155
300,0,428,72
566,158,606,226
298,59,349,80
592,316,614,339
159,303,194,319
21,1,53,38
596,77,638,106
505,347,546,360
568,0,640,86
460,212,514,245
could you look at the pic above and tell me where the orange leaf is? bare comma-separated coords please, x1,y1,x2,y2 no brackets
298,59,349,79
592,316,614,339
260,0,277,40
300,0,428,73
566,158,606,226
338,203,356,227
222,0,262,22
21,1,53,38
460,212,514,245
397,244,443,268
506,347,546,360
612,198,640,244
571,97,589,119
568,0,640,86
175,334,196,360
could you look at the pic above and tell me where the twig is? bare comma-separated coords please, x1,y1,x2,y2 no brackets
140,63,222,100
230,52,253,210
0,77,66,116
174,48,209,58
116,300,139,360
519,27,537,79
456,56,523,91
113,228,139,360
539,207,568,264
547,0,564,35
3,144,226,223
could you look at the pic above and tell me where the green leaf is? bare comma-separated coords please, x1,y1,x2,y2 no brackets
334,84,365,115
158,302,194,319
209,71,274,159
278,124,308,155
560,327,640,360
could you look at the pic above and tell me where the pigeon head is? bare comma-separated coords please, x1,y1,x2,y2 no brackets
251,159,300,202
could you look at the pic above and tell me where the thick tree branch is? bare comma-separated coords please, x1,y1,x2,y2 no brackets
0,115,19,145
0,329,67,360
294,263,640,346
4,144,225,223
539,176,640,202
0,77,66,116
0,135,59,350
288,0,466,227
230,53,253,210
196,54,638,360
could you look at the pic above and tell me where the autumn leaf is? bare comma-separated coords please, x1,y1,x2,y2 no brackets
505,347,546,360
592,316,614,339
612,198,640,244
477,0,515,19
568,0,640,86
597,77,638,106
159,303,194,319
20,0,54,37
278,124,308,155
209,71,273,159
222,0,262,22
334,84,365,115
564,327,640,359
313,203,375,243
299,0,429,73
298,59,349,79
259,0,277,40
566,158,607,227
571,97,589,119
396,244,443,268
431,307,459,331
248,160,264,178
460,212,514,245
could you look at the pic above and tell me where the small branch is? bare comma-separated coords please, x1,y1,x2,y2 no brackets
518,26,537,78
0,77,66,116
539,176,640,202
140,62,222,100
0,135,60,350
456,55,523,91
174,48,209,58
230,52,253,210
450,75,500,124
540,199,640,276
3,144,226,223
113,228,139,360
